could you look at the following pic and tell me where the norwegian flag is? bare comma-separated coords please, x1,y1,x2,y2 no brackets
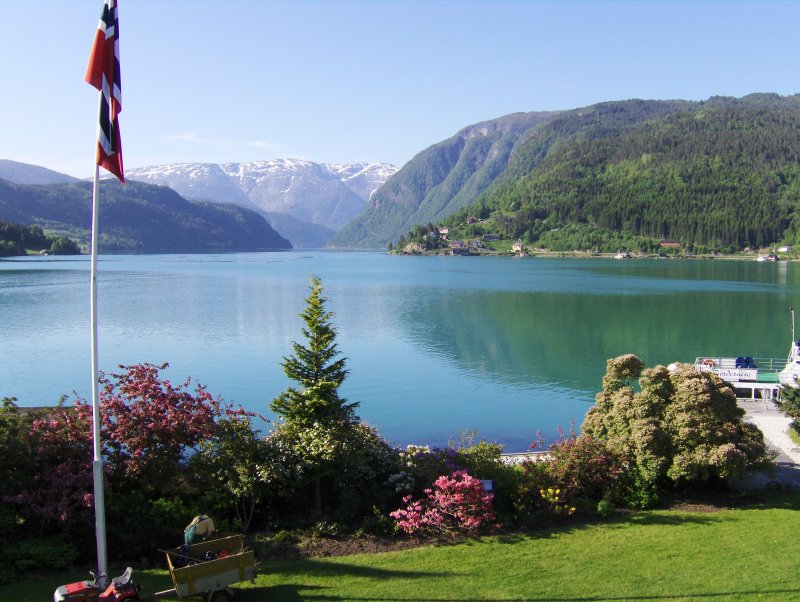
85,0,124,183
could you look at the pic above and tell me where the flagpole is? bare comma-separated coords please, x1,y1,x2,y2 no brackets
90,155,108,585
86,0,123,586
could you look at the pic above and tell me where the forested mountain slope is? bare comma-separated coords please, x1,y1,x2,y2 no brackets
0,178,291,253
386,94,800,253
330,112,552,248
474,94,800,251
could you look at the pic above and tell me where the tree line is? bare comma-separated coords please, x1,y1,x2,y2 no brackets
0,220,80,256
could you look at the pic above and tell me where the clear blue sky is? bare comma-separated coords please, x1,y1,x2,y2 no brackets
2,0,800,178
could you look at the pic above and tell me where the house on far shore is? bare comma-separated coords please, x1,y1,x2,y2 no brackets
449,241,470,256
511,242,525,253
439,227,449,237
779,245,793,253
660,240,681,249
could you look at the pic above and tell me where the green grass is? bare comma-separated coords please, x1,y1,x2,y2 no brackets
7,492,800,601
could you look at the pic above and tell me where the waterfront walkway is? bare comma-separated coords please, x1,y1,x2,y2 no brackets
739,399,800,488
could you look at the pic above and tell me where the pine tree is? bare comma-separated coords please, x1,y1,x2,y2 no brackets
268,277,360,515
270,277,357,426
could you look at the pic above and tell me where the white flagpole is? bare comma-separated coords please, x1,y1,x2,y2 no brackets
90,148,108,583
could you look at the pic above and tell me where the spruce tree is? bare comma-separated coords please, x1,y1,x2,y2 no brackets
271,277,357,425
269,277,360,515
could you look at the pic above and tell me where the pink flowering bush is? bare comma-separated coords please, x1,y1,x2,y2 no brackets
97,362,220,484
390,470,497,537
5,363,231,561
12,403,96,531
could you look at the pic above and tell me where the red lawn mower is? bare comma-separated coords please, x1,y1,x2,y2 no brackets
53,567,139,602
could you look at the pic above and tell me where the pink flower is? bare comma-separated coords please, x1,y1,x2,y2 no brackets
389,470,497,537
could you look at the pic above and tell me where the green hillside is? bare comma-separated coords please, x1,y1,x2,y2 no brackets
330,112,552,248
475,94,800,252
354,94,800,253
0,178,292,253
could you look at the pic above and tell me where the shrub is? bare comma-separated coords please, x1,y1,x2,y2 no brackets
260,420,402,525
539,487,576,518
0,538,79,584
7,364,227,564
359,505,398,537
311,521,341,539
513,430,624,524
778,380,800,421
513,458,565,527
596,498,617,518
272,529,299,543
190,410,270,532
395,433,521,525
448,432,522,522
390,470,497,537
398,445,460,495
583,357,774,505
547,431,625,505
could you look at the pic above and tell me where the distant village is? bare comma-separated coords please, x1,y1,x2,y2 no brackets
398,217,796,260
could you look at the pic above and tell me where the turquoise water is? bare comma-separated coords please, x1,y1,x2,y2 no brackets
2,251,799,451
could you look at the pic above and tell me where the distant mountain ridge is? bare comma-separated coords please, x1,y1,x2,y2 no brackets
125,159,398,247
0,178,291,253
0,159,78,185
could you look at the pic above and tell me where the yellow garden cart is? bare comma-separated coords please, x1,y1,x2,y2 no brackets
154,535,256,602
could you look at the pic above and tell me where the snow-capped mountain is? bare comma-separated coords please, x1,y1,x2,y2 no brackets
127,162,257,210
125,160,398,244
327,162,400,201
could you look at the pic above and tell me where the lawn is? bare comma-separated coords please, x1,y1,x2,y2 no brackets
7,492,800,601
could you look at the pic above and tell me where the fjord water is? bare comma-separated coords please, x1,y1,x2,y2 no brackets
2,252,799,451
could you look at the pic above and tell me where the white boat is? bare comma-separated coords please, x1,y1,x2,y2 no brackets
694,310,800,402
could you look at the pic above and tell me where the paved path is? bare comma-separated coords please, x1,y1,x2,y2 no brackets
738,399,800,488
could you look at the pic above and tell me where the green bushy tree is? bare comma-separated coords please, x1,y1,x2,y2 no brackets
49,236,81,255
778,380,800,421
190,410,269,532
583,355,773,507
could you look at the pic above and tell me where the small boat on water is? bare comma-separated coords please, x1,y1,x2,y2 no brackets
694,310,800,402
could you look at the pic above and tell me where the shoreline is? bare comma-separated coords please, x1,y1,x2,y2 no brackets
393,248,798,261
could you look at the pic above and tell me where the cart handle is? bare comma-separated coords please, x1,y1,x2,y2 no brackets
158,546,245,565
158,548,208,565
